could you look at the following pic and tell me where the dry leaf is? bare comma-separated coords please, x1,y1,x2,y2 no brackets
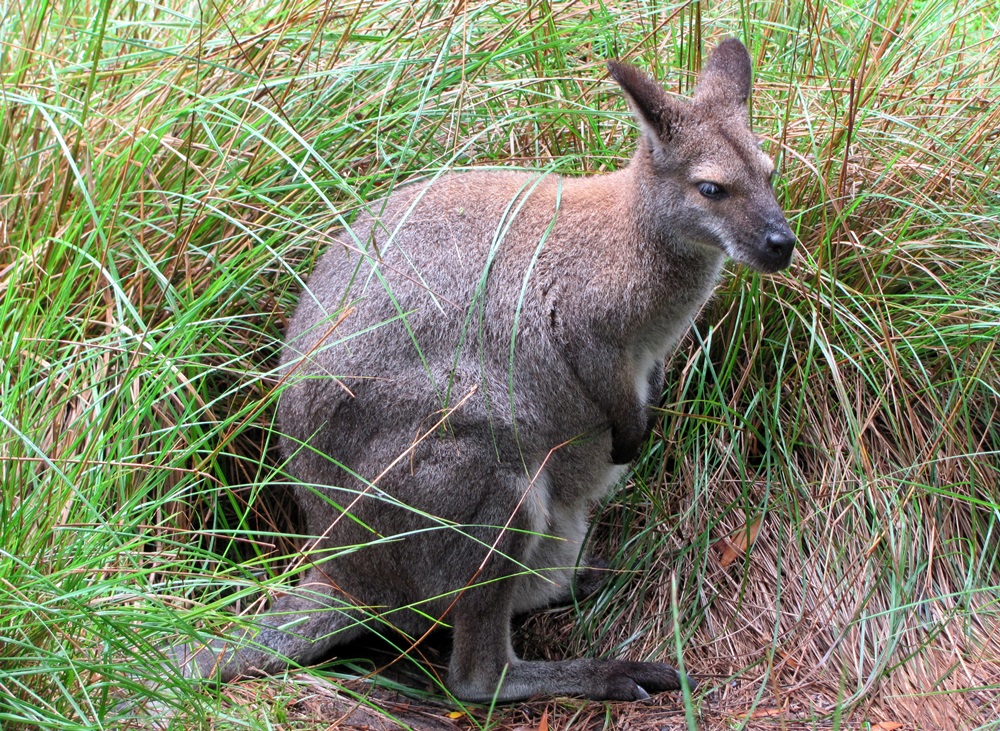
749,707,785,718
872,723,903,731
714,517,762,567
446,711,464,719
510,709,548,731
775,648,799,668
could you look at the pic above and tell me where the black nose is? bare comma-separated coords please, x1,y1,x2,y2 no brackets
766,229,796,264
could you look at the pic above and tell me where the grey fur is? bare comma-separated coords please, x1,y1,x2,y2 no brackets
171,38,795,702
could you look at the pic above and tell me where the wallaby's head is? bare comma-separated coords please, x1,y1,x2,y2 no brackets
608,39,796,273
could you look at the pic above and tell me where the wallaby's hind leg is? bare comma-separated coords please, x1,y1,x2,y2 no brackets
170,567,366,681
448,580,689,702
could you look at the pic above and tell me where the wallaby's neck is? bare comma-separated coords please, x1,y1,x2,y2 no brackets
549,146,725,343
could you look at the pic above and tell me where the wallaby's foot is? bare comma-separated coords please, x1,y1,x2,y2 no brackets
449,656,692,703
577,658,691,701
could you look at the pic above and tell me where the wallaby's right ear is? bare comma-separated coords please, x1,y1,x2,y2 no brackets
607,60,680,143
693,38,752,110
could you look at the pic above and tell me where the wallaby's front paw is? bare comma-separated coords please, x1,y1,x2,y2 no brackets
573,557,610,601
592,660,692,701
609,408,656,464
609,425,642,464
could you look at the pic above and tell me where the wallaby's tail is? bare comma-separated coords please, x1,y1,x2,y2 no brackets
170,567,366,682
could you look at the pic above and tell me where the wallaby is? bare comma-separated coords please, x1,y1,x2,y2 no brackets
171,38,795,702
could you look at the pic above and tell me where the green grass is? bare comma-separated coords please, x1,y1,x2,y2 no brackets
2,0,998,729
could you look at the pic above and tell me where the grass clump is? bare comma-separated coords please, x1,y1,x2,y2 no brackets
1,0,998,729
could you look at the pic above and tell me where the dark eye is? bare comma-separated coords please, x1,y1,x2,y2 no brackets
697,182,727,200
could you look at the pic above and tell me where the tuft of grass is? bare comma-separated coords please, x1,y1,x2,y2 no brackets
1,0,998,729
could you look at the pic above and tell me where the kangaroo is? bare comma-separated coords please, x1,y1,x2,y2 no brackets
171,38,795,702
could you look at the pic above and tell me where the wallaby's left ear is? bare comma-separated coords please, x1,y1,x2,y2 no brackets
694,37,752,109
607,59,682,143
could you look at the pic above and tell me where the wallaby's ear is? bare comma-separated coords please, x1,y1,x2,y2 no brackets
607,59,680,142
693,37,752,109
